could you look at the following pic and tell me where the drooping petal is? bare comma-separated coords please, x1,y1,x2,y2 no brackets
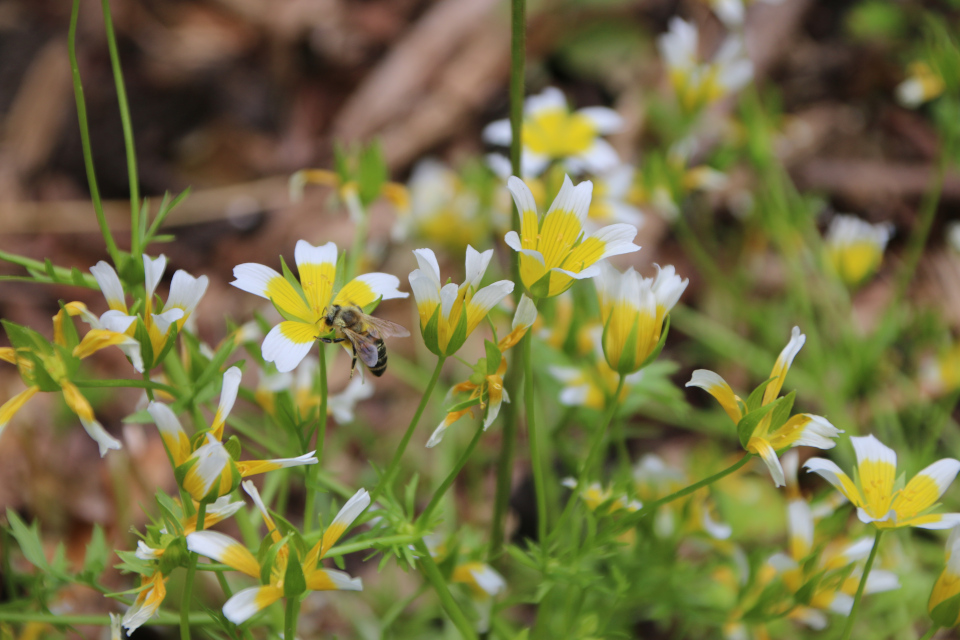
191,496,245,532
803,458,861,507
221,585,283,625
231,263,314,322
262,321,320,373
150,309,185,338
186,531,260,578
146,401,191,466
305,568,363,591
899,512,960,530
294,239,338,314
61,381,121,457
121,573,166,633
768,414,841,451
320,488,371,555
686,370,742,423
748,437,786,487
0,385,40,435
241,480,282,543
135,541,164,561
210,367,242,440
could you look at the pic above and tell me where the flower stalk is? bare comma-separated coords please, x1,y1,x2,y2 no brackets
180,501,207,640
840,529,883,640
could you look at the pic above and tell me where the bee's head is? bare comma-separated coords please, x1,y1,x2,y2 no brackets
321,305,339,327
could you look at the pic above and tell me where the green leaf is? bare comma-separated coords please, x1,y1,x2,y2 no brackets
56,302,80,350
736,397,784,449
768,389,796,432
82,525,109,579
155,491,185,537
421,305,442,356
261,536,289,586
529,272,552,299
134,318,154,371
283,546,306,598
25,350,60,392
931,590,960,628
2,320,50,353
6,509,50,573
484,340,502,376
744,376,777,413
357,141,387,207
224,435,242,461
444,306,469,356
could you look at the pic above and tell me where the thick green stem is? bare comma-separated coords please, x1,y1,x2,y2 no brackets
419,421,485,526
284,594,300,640
413,540,478,640
371,356,446,502
523,333,548,542
180,501,207,640
100,0,140,253
489,361,521,558
68,0,121,266
305,345,329,533
635,454,752,520
840,528,883,640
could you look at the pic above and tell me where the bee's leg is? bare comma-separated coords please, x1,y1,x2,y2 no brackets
349,344,358,378
320,337,347,344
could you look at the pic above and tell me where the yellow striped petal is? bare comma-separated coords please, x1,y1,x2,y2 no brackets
0,386,39,433
304,568,363,591
803,457,862,508
305,488,371,570
334,273,407,308
146,402,191,466
222,585,283,625
231,264,314,322
242,480,282,543
0,347,16,364
762,326,805,405
236,451,318,477
294,240,337,315
187,531,261,577
262,321,320,373
686,370,742,423
851,434,896,521
210,367,242,440
891,459,960,521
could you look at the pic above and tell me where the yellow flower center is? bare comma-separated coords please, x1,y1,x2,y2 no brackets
523,108,597,157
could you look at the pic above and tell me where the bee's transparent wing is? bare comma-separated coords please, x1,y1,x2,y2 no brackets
344,328,380,368
363,315,410,340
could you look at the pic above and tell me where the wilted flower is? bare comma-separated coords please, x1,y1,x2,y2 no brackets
805,434,960,529
824,215,894,287
408,246,514,357
687,327,841,486
505,175,640,298
231,240,407,372
483,87,623,177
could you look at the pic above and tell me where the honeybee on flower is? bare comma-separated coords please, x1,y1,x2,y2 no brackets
231,240,408,373
505,175,641,298
483,87,624,177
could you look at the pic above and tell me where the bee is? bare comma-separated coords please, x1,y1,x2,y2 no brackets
319,304,410,377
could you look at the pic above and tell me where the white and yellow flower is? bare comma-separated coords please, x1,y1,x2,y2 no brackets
121,572,166,632
505,175,641,298
824,215,894,287
596,262,686,374
929,527,960,627
392,159,490,250
587,164,645,232
232,240,408,372
148,368,317,501
483,87,623,177
561,477,642,513
686,327,841,487
408,246,514,356
658,18,753,113
896,61,945,108
921,341,960,398
186,480,367,624
805,434,960,529
549,360,642,411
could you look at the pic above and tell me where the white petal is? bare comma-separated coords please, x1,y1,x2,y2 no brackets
521,151,550,178
163,271,209,318
90,261,126,310
574,139,620,175
222,586,281,625
351,272,409,301
482,119,512,146
469,565,506,596
100,310,136,334
913,458,960,501
231,263,282,299
330,488,371,531
864,569,900,594
524,87,567,116
262,324,314,373
295,239,338,272
142,254,167,300
577,107,623,134
151,308,184,337
321,568,364,591
464,245,494,290
468,281,515,321
412,248,442,286
850,434,896,469
439,282,459,321
215,367,242,426
135,541,163,561
512,294,538,330
425,422,450,448
485,153,512,179
589,223,642,260
409,271,441,311
787,499,813,557
80,416,122,457
546,175,593,223
790,414,842,450
506,177,539,217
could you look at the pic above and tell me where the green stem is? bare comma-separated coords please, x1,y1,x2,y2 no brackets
919,626,940,640
0,251,98,288
413,540,478,640
418,421,485,525
284,594,300,640
371,356,446,502
840,528,883,640
180,501,207,640
73,377,179,396
635,454,752,519
68,0,121,266
582,375,626,480
523,332,548,542
489,360,521,558
100,0,140,254
0,612,212,625
305,345,329,533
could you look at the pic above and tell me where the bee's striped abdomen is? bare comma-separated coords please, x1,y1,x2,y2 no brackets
370,339,388,377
